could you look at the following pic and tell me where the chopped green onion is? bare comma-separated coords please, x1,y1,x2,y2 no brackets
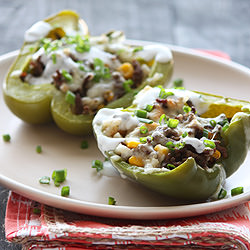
159,114,168,125
79,65,85,71
222,123,229,132
108,196,116,205
61,69,72,82
218,118,229,126
218,188,227,199
145,104,153,112
140,137,147,143
92,160,103,172
175,142,185,149
133,46,143,53
203,129,209,138
74,34,90,53
210,120,217,127
39,176,50,184
231,186,244,196
123,79,133,93
140,125,148,134
167,164,176,170
182,131,188,138
65,90,76,105
52,169,67,184
159,89,174,99
93,58,111,82
168,118,179,128
36,145,42,153
203,139,216,149
166,141,175,150
138,118,153,124
2,134,11,142
33,208,41,214
135,109,147,118
80,140,88,149
183,105,191,113
61,186,70,197
51,54,57,64
173,78,183,88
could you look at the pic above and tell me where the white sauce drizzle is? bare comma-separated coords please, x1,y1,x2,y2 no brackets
24,21,52,42
135,44,172,63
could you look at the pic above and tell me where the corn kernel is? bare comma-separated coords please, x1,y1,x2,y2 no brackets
212,150,221,160
154,144,169,156
118,63,134,79
126,141,141,149
129,156,144,167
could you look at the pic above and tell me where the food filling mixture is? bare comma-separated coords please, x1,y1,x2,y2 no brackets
95,86,229,173
17,26,172,115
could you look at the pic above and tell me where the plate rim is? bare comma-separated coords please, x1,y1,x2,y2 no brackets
1,41,250,220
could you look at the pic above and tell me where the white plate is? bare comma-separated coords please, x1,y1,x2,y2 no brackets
1,42,250,220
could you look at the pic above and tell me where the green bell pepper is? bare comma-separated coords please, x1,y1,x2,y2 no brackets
93,86,250,201
3,11,173,136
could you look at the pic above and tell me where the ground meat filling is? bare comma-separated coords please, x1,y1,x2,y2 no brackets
20,35,146,115
106,88,229,171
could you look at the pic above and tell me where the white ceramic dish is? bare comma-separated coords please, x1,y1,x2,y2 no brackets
1,42,250,220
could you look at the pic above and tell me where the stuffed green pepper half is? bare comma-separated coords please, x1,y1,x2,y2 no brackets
93,85,250,201
3,11,174,135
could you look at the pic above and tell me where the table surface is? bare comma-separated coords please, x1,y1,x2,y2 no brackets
1,0,250,249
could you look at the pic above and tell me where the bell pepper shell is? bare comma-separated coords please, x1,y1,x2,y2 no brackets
222,112,250,177
3,10,84,125
109,154,225,201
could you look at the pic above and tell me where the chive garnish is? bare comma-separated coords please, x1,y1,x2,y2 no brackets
203,139,216,149
173,78,183,88
159,89,174,99
166,141,175,150
92,160,103,172
167,164,176,170
2,134,11,142
93,58,111,82
80,140,88,149
123,79,133,93
182,131,188,138
108,196,116,205
218,188,227,199
61,186,70,197
183,105,191,113
159,114,168,125
36,145,42,153
203,129,209,138
168,118,179,128
51,54,57,64
138,118,153,124
133,46,143,53
39,176,50,184
222,123,229,132
65,90,76,105
210,120,216,127
61,69,72,82
140,137,147,143
231,187,244,196
145,104,153,112
140,125,148,134
135,109,147,118
52,169,67,184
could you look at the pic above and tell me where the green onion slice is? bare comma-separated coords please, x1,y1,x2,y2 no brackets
2,134,11,142
218,188,227,199
52,169,67,184
80,140,88,149
61,69,72,82
159,114,168,125
140,125,148,134
92,160,103,172
108,196,116,205
168,118,179,128
203,139,216,149
137,118,153,124
39,176,50,184
135,109,147,118
145,104,153,112
65,90,76,105
36,145,42,153
231,187,244,196
61,186,70,197
210,120,217,127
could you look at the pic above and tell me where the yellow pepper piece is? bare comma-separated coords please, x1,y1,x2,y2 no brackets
118,63,134,79
201,104,242,119
212,150,221,160
126,141,141,149
129,156,144,167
